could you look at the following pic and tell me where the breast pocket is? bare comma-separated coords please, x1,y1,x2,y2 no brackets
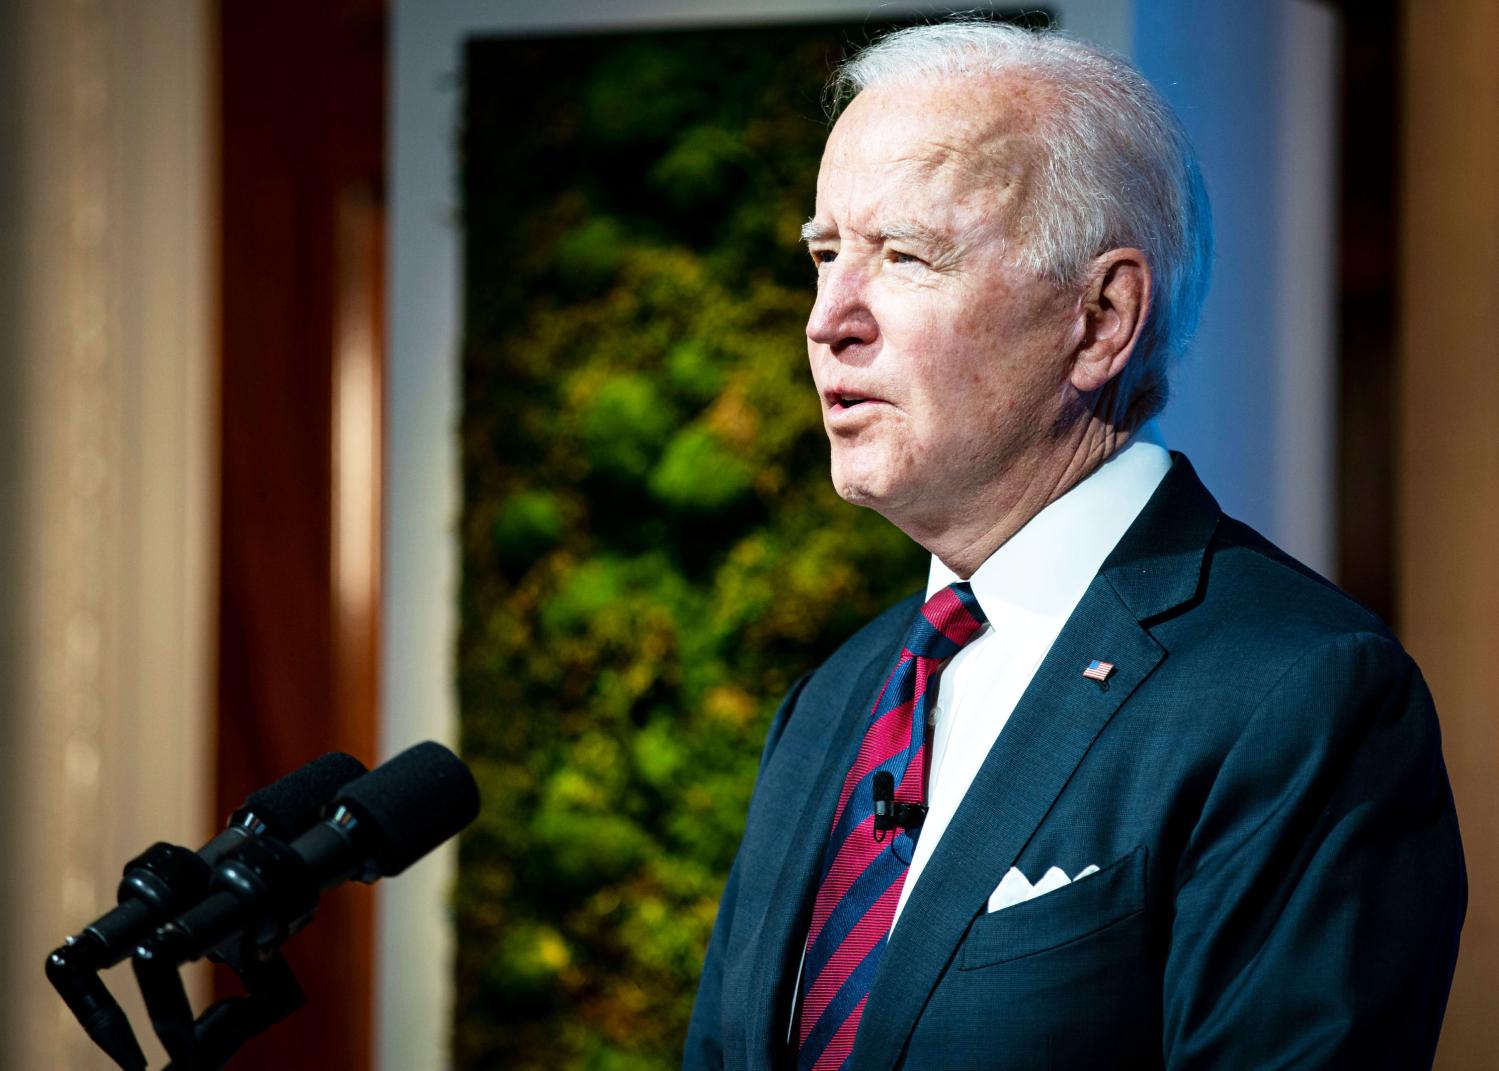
958,844,1148,970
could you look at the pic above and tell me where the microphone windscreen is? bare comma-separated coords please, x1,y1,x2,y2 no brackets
241,752,369,840
334,742,480,877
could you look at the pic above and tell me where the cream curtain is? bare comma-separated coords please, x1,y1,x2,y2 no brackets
0,2,216,1067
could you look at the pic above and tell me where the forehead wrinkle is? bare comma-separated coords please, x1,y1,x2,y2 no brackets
915,127,1040,252
813,78,1047,254
920,122,1035,192
870,219,942,242
869,72,1047,193
872,125,1034,221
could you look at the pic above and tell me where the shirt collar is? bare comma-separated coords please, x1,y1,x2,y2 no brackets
926,423,1172,624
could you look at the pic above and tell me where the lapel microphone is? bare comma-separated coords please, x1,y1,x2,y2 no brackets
872,770,927,842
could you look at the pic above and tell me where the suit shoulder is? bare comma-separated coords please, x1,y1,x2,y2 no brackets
1148,515,1423,729
1145,520,1444,822
1205,515,1395,646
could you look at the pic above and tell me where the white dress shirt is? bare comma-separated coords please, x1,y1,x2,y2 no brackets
889,426,1171,929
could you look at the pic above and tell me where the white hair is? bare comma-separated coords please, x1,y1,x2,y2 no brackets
832,21,1213,418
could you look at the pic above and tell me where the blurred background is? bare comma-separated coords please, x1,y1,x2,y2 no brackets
0,0,1493,1068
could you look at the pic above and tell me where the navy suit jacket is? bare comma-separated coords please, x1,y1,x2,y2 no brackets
683,456,1465,1070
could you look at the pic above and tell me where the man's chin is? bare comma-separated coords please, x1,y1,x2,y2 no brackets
831,468,901,513
834,482,879,508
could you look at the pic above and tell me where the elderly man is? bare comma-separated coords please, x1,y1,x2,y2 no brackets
683,21,1464,1071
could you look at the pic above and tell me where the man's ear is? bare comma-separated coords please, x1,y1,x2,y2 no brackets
1069,249,1152,394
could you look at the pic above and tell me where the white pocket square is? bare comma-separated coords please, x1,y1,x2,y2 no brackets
987,863,1101,913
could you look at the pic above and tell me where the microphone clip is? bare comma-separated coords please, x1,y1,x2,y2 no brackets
871,771,927,843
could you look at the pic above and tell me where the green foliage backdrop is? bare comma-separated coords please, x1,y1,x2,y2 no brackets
454,25,935,1069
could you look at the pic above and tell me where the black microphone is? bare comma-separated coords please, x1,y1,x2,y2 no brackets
871,770,926,842
75,751,368,962
138,741,480,968
45,752,367,1071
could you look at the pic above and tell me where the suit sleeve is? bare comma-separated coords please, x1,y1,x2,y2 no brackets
1163,631,1466,1069
682,672,812,1071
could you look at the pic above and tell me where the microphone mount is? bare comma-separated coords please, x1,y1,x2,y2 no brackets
871,770,927,842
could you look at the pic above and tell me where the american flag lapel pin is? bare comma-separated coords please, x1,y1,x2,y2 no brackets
1082,659,1115,683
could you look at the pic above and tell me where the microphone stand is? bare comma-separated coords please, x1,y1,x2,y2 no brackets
45,933,148,1071
46,904,307,1071
132,830,326,1071
133,927,306,1071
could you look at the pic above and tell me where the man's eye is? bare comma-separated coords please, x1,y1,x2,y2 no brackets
887,250,922,265
811,249,837,266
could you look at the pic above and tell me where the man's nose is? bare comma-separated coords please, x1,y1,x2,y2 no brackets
806,261,877,352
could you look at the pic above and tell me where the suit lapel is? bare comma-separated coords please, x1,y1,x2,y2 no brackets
848,578,1164,1071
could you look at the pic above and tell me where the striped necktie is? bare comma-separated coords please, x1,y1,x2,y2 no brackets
796,582,988,1070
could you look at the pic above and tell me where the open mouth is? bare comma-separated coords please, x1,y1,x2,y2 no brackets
827,389,879,411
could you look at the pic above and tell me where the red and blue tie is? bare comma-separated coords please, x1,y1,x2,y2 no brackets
796,582,988,1070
